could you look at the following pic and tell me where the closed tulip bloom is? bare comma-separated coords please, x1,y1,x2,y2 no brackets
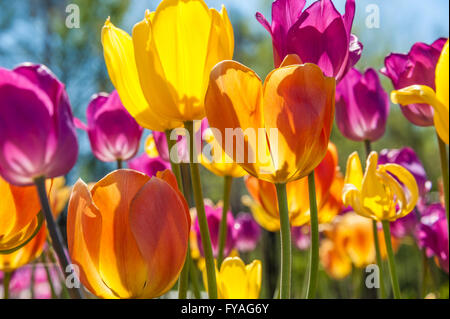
194,204,235,258
76,91,143,162
234,213,261,252
343,152,419,221
335,68,390,142
102,0,234,124
67,169,190,299
205,55,335,184
381,38,447,126
0,64,78,186
128,153,171,177
0,176,42,251
203,257,261,299
244,143,341,231
256,0,362,81
391,40,449,144
0,227,46,273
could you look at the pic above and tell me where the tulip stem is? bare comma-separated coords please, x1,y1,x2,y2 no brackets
305,172,319,299
381,221,401,299
3,271,11,299
117,159,123,169
275,182,291,299
185,121,218,299
189,258,202,299
165,130,184,192
437,134,449,232
217,175,233,266
34,177,83,299
364,139,387,299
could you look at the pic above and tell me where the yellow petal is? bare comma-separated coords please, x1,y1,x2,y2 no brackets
435,40,449,144
218,257,260,299
344,152,364,190
145,135,160,158
245,260,262,299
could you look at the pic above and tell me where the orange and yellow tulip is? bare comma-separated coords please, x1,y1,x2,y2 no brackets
343,151,419,221
47,177,71,218
0,176,42,251
243,143,343,231
205,54,335,184
102,0,234,126
67,169,190,299
391,40,449,144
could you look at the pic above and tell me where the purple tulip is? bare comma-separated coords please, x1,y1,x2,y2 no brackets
381,38,447,126
234,213,261,252
194,204,236,258
390,212,418,239
335,68,389,142
256,0,362,82
418,203,448,273
0,64,78,186
378,147,432,198
76,91,143,162
292,225,311,250
128,153,171,177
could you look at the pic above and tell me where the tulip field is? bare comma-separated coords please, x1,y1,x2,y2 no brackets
0,0,448,303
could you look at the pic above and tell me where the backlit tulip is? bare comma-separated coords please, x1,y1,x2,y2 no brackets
202,257,261,299
128,153,171,178
335,68,390,142
205,55,335,184
102,0,234,124
46,177,72,218
381,38,447,126
244,143,342,231
0,176,42,251
67,169,190,299
391,40,449,144
256,0,362,81
75,91,143,162
0,226,46,272
0,64,78,186
234,213,261,252
343,152,419,221
194,204,236,259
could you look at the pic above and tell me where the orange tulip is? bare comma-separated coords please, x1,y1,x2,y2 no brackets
205,54,335,184
0,176,42,251
244,143,343,231
0,226,46,272
46,177,71,218
67,169,190,299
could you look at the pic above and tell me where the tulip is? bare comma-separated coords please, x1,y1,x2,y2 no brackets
244,143,342,231
291,226,310,251
256,0,362,81
102,0,234,124
418,203,448,273
75,91,143,165
343,151,418,298
193,204,236,259
46,177,72,218
147,131,189,164
128,153,171,178
319,239,352,280
381,38,447,126
0,63,78,186
0,176,42,252
335,68,390,142
234,213,261,253
202,257,261,299
67,169,190,299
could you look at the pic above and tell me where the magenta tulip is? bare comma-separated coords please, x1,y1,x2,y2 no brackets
234,213,261,253
76,91,143,162
381,38,447,126
0,64,78,186
292,225,311,250
256,0,362,81
128,153,170,177
335,68,389,142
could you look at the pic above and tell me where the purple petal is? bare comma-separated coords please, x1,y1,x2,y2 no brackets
128,153,170,177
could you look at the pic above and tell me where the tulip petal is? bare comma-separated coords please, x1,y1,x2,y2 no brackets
344,152,363,190
218,257,249,299
245,260,262,299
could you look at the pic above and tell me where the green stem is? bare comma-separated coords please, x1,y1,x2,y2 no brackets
262,230,278,298
185,121,217,299
189,258,202,299
117,158,123,169
34,177,83,299
305,172,319,299
381,221,401,299
437,134,449,233
30,262,36,299
420,249,429,298
364,140,387,299
165,130,184,192
41,253,57,299
275,183,291,299
3,271,11,299
217,175,233,266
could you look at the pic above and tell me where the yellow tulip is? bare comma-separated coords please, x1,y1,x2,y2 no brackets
201,257,261,299
343,151,419,221
102,0,234,125
46,177,71,218
391,40,449,144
